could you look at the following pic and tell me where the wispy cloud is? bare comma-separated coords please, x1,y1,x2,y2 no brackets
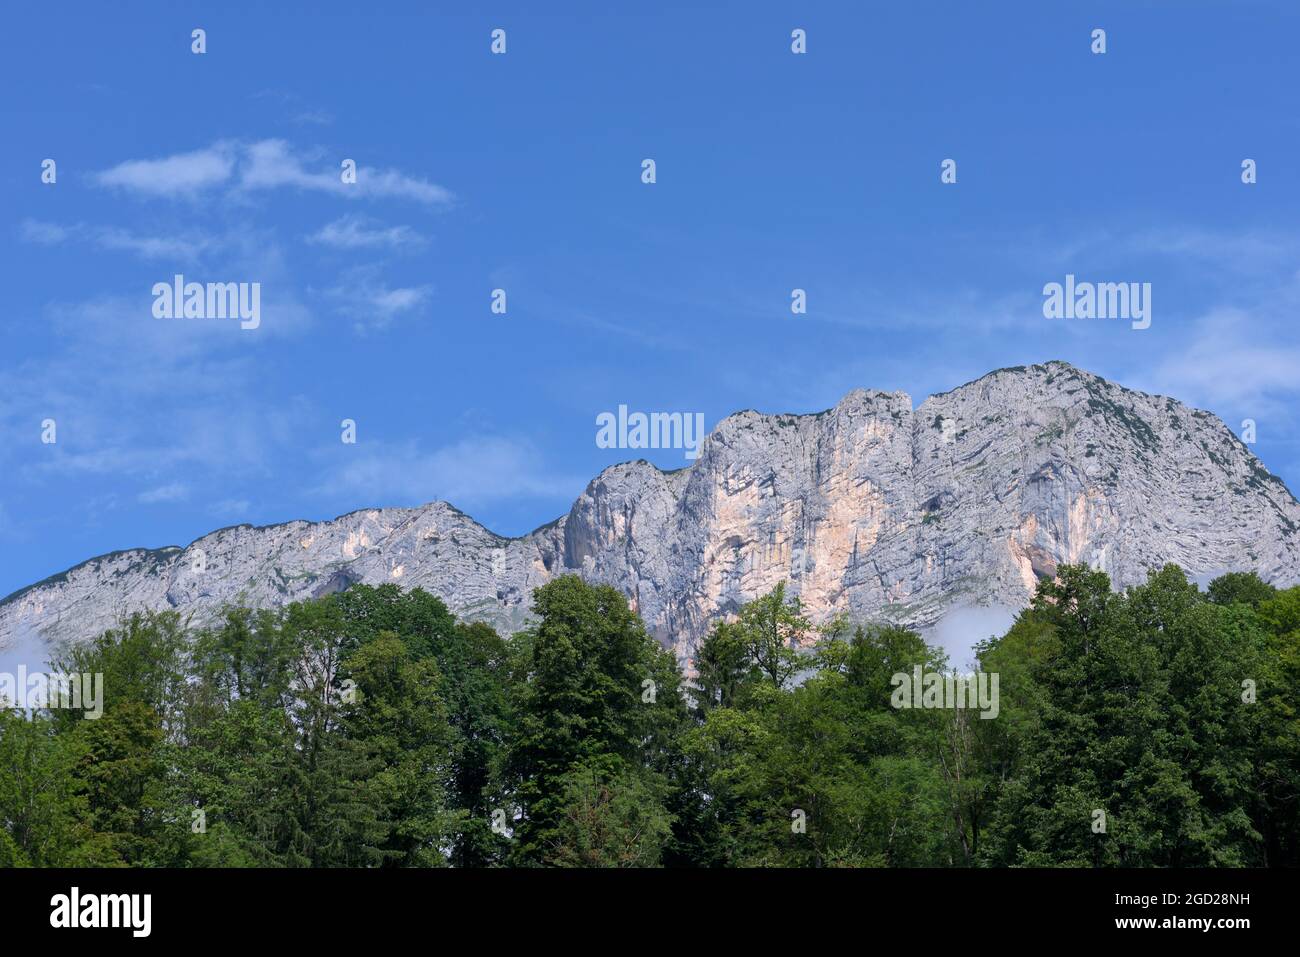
294,110,334,126
0,294,270,480
94,143,237,198
1144,304,1300,414
19,220,72,244
137,482,190,504
315,436,584,510
307,215,425,250
1109,227,1300,278
21,218,216,262
322,265,432,331
0,228,317,492
210,498,252,517
242,139,452,204
93,140,453,206
1003,224,1300,282
250,89,334,127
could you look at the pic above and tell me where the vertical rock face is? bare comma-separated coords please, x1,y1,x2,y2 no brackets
2,361,1297,662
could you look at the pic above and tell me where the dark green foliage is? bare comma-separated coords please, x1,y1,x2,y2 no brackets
504,576,686,864
335,584,512,866
1,566,1295,868
1207,571,1276,609
978,565,1278,867
542,762,675,867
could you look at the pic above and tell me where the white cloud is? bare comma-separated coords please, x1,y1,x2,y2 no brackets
240,139,452,204
0,622,55,676
350,166,453,205
371,286,429,313
922,604,1020,672
239,138,338,193
21,218,216,262
19,220,71,244
1108,259,1300,421
95,227,211,261
1143,306,1300,414
323,266,432,330
92,140,453,206
95,143,237,197
307,215,424,250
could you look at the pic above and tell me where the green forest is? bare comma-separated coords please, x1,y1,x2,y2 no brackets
1,564,1296,868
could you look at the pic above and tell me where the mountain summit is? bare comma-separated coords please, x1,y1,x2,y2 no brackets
4,361,1297,661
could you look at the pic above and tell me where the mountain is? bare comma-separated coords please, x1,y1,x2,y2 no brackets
3,361,1298,663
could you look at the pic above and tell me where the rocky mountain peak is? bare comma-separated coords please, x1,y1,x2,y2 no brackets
2,362,1296,662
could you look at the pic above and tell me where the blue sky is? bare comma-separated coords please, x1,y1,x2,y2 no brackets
2,0,1299,600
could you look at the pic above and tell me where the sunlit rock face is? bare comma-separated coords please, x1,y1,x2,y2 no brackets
4,361,1297,664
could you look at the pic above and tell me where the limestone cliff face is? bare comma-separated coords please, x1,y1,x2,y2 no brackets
3,361,1298,662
